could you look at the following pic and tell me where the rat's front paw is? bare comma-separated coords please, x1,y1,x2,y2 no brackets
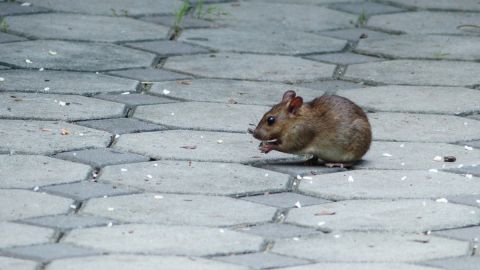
259,144,273,154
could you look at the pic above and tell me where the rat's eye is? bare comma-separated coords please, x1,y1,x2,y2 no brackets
267,116,276,125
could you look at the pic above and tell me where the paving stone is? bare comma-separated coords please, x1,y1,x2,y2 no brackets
0,120,111,155
0,222,54,248
4,243,101,263
27,0,183,16
242,192,330,208
306,52,381,65
108,68,192,82
320,28,391,42
140,15,217,28
0,65,9,69
298,80,367,93
338,86,480,115
21,215,116,231
100,160,289,195
258,162,347,177
369,113,480,143
345,60,480,86
53,148,149,168
447,194,480,208
368,12,480,35
82,193,277,226
0,40,155,71
77,118,166,135
0,257,37,270
358,141,480,170
434,226,480,242
329,2,404,15
95,93,178,106
180,27,346,55
0,92,126,121
0,32,27,43
299,170,480,200
5,14,169,42
47,255,251,270
134,102,269,132
260,0,364,4
286,199,480,232
0,70,138,95
0,155,90,189
43,181,140,201
63,224,264,255
448,165,480,177
356,35,480,61
164,53,336,83
236,223,321,239
279,263,444,270
0,2,49,16
272,232,470,262
150,79,321,106
423,257,480,270
125,40,210,56
0,190,72,221
214,253,311,269
386,0,480,12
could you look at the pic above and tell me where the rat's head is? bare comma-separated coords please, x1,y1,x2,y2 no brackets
249,90,303,142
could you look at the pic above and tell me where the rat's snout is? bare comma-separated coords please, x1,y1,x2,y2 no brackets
248,127,261,140
247,127,255,134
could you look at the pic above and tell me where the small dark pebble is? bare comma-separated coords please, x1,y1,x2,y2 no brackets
444,156,456,162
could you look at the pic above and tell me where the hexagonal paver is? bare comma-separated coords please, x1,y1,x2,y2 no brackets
113,130,300,163
99,160,289,195
298,80,367,93
287,199,480,232
134,102,269,132
386,0,480,12
0,190,73,221
94,93,174,106
0,70,138,95
0,155,90,188
76,118,166,135
107,68,192,82
345,60,480,86
368,11,480,35
238,223,322,239
298,170,480,200
54,148,149,167
359,141,480,170
0,120,111,155
4,243,101,263
43,181,140,201
258,161,347,177
214,253,310,269
242,193,330,208
329,2,404,15
125,40,210,56
164,53,336,83
150,79,322,106
356,35,480,61
5,14,169,42
63,224,263,256
21,215,116,231
81,193,277,226
338,86,480,115
27,0,183,16
0,257,37,270
0,92,125,121
0,32,27,43
370,113,480,143
0,222,54,248
180,27,346,55
279,263,444,270
448,194,480,208
47,255,251,270
272,232,469,262
0,1,49,16
0,40,155,71
320,28,391,42
423,257,480,270
140,14,216,28
307,52,381,65
434,226,480,242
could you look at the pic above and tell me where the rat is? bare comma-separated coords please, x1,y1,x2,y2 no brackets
248,90,371,168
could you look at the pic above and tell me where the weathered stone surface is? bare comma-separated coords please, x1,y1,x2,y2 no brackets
107,68,191,82
273,232,469,262
338,86,480,115
63,224,263,255
134,102,269,132
150,79,321,106
0,222,54,248
43,181,140,201
434,226,480,242
125,40,210,56
54,148,149,167
214,253,310,269
279,263,444,270
242,192,330,208
329,2,404,15
47,255,251,270
0,70,138,95
386,0,480,12
0,190,72,221
21,215,116,231
345,60,480,86
447,194,480,208
447,165,480,177
95,93,174,106
237,223,322,239
77,118,166,135
0,40,155,71
307,52,381,65
0,120,111,155
5,14,169,42
0,155,90,188
180,27,346,55
164,53,336,83
423,257,480,270
0,257,37,270
27,0,183,16
298,80,366,93
359,141,480,170
4,243,101,263
370,113,480,143
114,130,300,163
368,12,480,35
82,193,277,226
140,15,216,28
0,32,27,43
100,160,289,195
0,1,48,16
356,35,480,61
260,0,364,4
0,92,125,121
258,162,346,177
299,170,480,200
320,28,391,42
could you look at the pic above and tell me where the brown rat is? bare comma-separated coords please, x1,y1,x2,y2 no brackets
249,90,371,167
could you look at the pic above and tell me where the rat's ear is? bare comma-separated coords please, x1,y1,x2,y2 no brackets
282,90,296,103
288,96,303,114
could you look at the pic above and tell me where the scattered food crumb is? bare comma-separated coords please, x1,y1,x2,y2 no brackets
154,195,164,199
315,210,336,216
58,101,67,106
347,175,354,182
162,89,170,95
302,176,313,180
294,201,302,208
458,164,464,168
0,77,4,82
399,143,405,148
433,156,442,161
217,139,224,144
264,173,269,177
219,229,225,233
115,134,120,139
107,207,115,211
401,176,407,181
317,221,326,226
171,112,175,116
48,50,57,55
293,237,300,241
428,169,438,173
333,234,341,239
382,153,392,157
70,204,77,209
296,175,302,180
465,145,474,151
435,198,448,203
21,2,32,6
33,186,39,192
121,168,128,172
44,87,50,91
146,174,153,179
153,163,158,167
39,68,44,71
466,174,473,179
401,162,405,166
107,222,113,227
60,128,70,135
25,59,33,64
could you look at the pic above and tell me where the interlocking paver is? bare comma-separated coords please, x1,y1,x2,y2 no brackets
329,2,404,15
385,0,480,12
107,68,192,82
0,1,49,16
320,28,391,42
5,14,169,42
423,257,480,270
21,215,116,231
214,253,311,269
0,222,54,248
258,162,347,176
4,243,101,263
447,194,480,208
139,15,216,28
447,165,480,177
298,80,366,93
306,52,381,65
0,155,90,189
77,118,166,135
279,263,444,270
237,223,322,239
63,224,263,255
94,93,175,106
53,148,149,167
242,192,330,208
0,32,27,43
43,181,140,201
434,226,480,242
0,257,37,270
125,40,210,56
99,160,289,195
